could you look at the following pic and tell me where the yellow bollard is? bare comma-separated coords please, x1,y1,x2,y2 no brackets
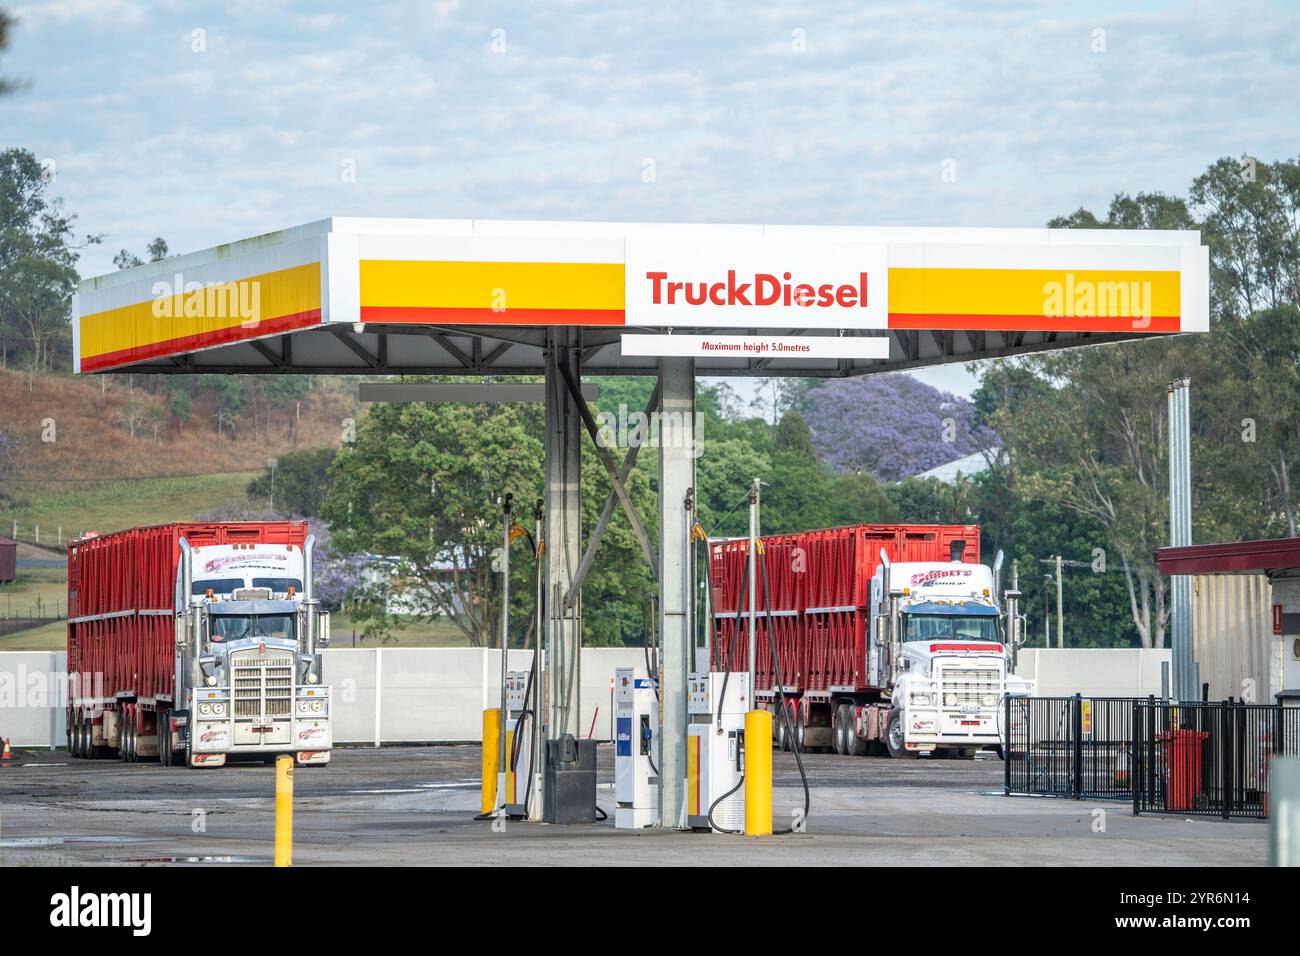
744,709,773,836
274,755,293,867
481,708,501,813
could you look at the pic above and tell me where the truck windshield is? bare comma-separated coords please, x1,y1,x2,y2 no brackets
209,613,296,643
252,577,303,594
904,614,1001,644
192,578,237,597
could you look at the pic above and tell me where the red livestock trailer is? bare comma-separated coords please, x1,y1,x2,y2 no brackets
710,523,1000,757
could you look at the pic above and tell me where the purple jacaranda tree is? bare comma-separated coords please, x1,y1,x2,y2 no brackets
802,373,994,481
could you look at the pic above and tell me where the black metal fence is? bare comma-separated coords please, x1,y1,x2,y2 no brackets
1004,695,1140,800
1133,699,1300,819
1005,694,1300,819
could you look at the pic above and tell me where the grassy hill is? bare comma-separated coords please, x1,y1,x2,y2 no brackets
0,369,481,651
0,368,360,651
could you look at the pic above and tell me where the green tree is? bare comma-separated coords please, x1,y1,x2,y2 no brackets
0,10,21,96
0,148,100,372
761,411,832,534
249,447,337,518
324,400,544,646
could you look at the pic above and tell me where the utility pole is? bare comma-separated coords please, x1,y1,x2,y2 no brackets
1055,553,1063,649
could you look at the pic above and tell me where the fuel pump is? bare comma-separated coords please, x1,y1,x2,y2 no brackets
686,670,751,832
613,667,659,829
503,670,532,817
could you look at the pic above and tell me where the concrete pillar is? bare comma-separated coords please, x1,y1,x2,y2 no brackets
545,330,583,740
658,357,696,828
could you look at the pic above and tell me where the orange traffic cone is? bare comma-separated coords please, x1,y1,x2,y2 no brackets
1,738,11,768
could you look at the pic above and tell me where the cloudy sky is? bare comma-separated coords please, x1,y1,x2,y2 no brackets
4,0,1298,396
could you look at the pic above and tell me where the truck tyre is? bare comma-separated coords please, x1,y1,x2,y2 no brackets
794,707,806,754
158,710,171,767
845,707,868,757
886,710,915,760
775,707,789,752
70,714,82,758
958,748,978,760
832,706,846,755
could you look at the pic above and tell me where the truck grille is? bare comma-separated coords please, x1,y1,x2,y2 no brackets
232,651,294,719
939,667,1001,709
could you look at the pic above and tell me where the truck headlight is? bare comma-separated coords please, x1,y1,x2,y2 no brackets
307,671,318,685
944,693,957,707
297,700,312,715
982,694,997,708
205,675,217,687
211,702,226,717
909,692,934,707
311,700,324,713
199,703,212,716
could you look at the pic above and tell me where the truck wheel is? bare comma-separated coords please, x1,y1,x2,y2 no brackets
775,709,789,752
886,711,915,760
158,710,171,767
832,706,846,755
958,748,978,760
71,714,82,758
845,707,868,757
794,708,806,754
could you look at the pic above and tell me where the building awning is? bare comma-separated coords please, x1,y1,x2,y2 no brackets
1157,538,1300,576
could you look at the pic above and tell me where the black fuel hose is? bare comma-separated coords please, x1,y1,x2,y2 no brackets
707,556,750,833
759,549,811,834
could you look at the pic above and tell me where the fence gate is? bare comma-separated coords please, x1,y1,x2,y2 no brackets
1004,695,1139,800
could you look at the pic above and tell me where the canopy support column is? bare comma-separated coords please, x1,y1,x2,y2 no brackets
658,356,696,829
545,330,583,741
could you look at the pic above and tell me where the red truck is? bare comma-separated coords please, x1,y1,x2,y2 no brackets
710,524,1027,758
66,522,333,766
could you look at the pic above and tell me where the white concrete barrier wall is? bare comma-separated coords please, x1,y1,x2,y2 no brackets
0,647,652,748
1,646,1172,749
0,650,66,748
1014,647,1172,698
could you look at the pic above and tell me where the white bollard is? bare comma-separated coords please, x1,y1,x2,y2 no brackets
1273,757,1300,866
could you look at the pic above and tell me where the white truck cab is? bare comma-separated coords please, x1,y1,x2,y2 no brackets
871,560,1032,756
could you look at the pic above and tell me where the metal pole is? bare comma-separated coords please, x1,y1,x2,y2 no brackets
658,356,695,829
747,478,760,691
1168,379,1194,701
1055,554,1064,649
545,331,582,741
496,494,512,808
529,499,544,821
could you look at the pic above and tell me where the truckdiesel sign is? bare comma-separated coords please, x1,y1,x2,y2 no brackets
624,238,888,329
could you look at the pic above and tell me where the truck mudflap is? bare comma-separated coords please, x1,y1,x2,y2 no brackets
190,752,227,767
297,750,331,766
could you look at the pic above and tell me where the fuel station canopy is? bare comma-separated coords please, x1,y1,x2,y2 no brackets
74,216,1211,829
73,217,1209,377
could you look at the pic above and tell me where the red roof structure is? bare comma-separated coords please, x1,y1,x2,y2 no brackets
1157,538,1300,577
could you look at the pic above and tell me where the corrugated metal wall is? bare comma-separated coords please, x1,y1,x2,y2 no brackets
1192,573,1274,702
